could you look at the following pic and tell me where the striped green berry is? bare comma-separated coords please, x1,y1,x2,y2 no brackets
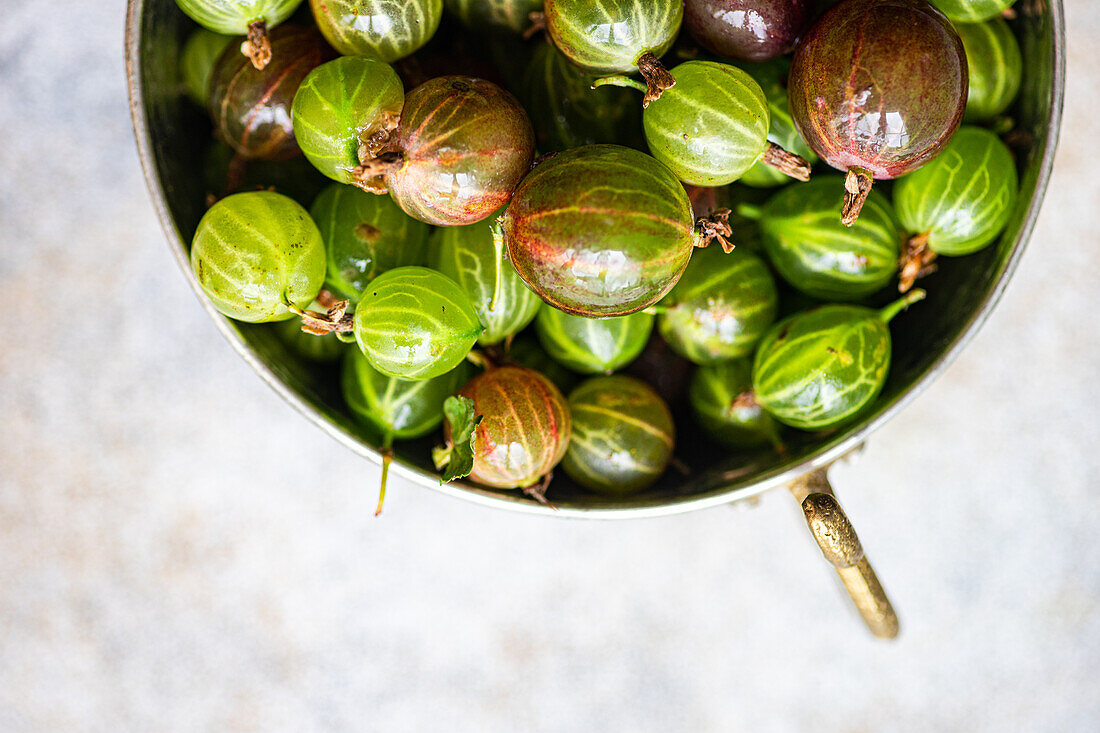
931,0,1014,23
309,0,443,61
657,246,778,365
757,177,902,300
310,183,429,301
689,359,783,449
175,0,302,35
353,266,483,380
752,292,924,430
429,214,541,346
536,308,654,375
959,18,1022,122
563,375,675,495
291,56,404,185
895,126,1018,257
544,0,682,75
190,191,326,323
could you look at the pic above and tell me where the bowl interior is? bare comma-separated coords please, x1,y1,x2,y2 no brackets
127,0,1064,517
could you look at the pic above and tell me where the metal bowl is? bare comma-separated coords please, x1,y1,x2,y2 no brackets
126,0,1065,637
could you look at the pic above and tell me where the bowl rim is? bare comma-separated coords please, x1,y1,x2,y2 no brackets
125,0,1066,520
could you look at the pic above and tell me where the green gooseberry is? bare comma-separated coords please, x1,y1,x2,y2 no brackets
446,0,543,34
309,0,443,61
657,246,778,365
931,0,1015,23
562,375,675,495
521,41,642,153
595,60,811,187
310,183,430,301
536,308,654,375
273,300,348,362
291,56,405,185
507,336,580,395
174,0,303,69
544,0,681,104
190,191,326,322
894,126,1018,291
749,177,902,300
429,214,541,346
689,358,783,450
502,145,726,317
180,27,234,107
353,266,483,380
738,58,820,188
957,18,1023,122
343,347,470,514
752,291,925,430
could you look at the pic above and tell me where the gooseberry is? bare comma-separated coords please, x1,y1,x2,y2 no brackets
310,0,443,62
683,0,815,63
752,291,925,429
209,25,332,161
689,358,784,449
310,183,430,301
174,0,303,69
788,0,968,224
535,308,654,374
957,18,1022,122
356,76,535,226
562,375,675,495
181,28,234,107
894,126,1018,292
190,191,326,322
353,266,483,380
657,245,778,364
446,0,544,34
931,0,1015,23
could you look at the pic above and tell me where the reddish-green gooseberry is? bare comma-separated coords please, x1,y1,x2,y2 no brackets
190,191,326,322
441,366,572,491
429,213,542,346
595,61,811,187
562,376,675,495
957,18,1022,122
544,0,682,105
310,183,430,301
657,245,778,365
501,145,730,317
358,76,535,226
752,291,925,429
683,0,815,62
788,0,968,224
310,0,443,61
894,126,1018,291
291,56,405,185
535,308,654,375
353,266,482,380
209,25,332,161
175,0,303,69
181,28,234,107
690,358,784,449
749,176,902,300
343,347,471,514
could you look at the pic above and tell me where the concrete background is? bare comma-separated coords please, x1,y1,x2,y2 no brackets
1,1,1098,730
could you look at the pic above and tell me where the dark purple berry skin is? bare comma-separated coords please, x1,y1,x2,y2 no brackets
684,0,815,62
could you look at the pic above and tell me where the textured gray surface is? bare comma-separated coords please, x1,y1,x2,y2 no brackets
1,2,1098,731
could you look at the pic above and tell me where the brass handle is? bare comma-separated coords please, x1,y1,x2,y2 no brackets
788,468,899,639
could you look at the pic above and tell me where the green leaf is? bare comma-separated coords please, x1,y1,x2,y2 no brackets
433,396,481,483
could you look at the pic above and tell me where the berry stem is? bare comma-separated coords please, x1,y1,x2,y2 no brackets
522,11,547,40
352,152,405,194
897,232,938,293
591,75,648,94
241,20,271,70
376,435,394,517
489,216,506,312
760,142,812,181
637,52,675,108
693,208,734,253
841,167,874,226
284,296,355,335
878,289,926,324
